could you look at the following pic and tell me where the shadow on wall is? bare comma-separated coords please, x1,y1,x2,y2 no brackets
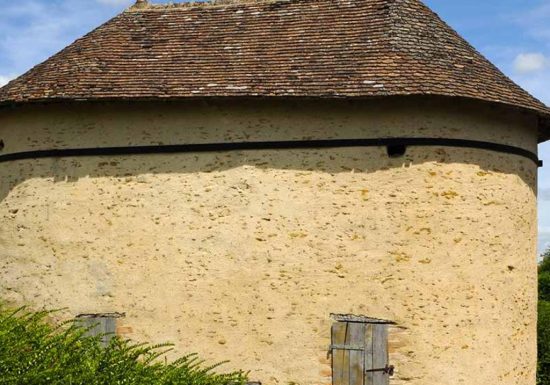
0,144,538,204
0,96,540,203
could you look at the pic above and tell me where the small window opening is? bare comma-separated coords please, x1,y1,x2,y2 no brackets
76,312,124,347
0,140,4,151
386,144,407,158
329,314,394,385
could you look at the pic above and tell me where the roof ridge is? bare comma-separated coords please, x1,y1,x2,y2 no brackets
127,0,294,11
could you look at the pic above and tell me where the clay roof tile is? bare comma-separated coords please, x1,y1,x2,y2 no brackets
1,0,549,140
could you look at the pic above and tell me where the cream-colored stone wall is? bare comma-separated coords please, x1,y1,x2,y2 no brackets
0,98,540,385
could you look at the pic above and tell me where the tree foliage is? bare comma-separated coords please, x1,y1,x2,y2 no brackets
539,300,550,385
540,249,550,274
0,304,248,385
540,271,550,302
540,248,550,385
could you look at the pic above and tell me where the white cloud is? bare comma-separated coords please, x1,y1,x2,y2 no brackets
0,1,128,80
96,0,133,6
540,187,550,255
0,75,13,87
513,52,548,73
540,227,550,256
519,3,550,45
510,62,550,106
538,142,550,256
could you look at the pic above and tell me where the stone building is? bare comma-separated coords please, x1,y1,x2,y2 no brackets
0,0,549,384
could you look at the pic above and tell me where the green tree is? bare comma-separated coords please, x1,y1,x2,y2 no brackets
540,248,550,302
540,249,550,273
539,301,550,384
540,248,550,385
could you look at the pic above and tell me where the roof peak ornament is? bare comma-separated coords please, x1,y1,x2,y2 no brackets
132,0,149,9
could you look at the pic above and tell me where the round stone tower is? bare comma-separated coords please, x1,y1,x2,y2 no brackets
0,1,548,385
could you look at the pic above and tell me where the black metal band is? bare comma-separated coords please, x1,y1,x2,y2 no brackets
0,137,542,167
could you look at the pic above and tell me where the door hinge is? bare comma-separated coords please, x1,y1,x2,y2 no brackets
365,365,394,376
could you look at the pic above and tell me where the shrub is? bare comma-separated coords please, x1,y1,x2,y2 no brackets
0,304,248,385
539,300,550,385
540,249,550,385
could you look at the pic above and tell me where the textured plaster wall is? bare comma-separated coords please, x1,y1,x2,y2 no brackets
0,98,540,385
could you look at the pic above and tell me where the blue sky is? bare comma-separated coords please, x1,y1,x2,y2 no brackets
1,0,549,255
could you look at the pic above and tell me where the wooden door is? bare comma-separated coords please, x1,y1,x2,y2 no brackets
331,321,391,385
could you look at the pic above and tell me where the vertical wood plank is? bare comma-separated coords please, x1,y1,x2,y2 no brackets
332,322,347,385
103,317,117,346
78,316,117,347
348,323,365,385
372,325,389,385
79,317,99,337
332,320,389,385
341,323,351,385
364,324,374,385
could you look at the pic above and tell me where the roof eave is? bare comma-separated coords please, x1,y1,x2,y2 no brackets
1,94,549,139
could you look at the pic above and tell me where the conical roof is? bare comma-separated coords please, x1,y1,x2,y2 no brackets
1,0,549,140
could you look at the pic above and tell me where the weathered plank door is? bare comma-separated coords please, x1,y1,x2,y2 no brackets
76,314,119,347
331,321,391,385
